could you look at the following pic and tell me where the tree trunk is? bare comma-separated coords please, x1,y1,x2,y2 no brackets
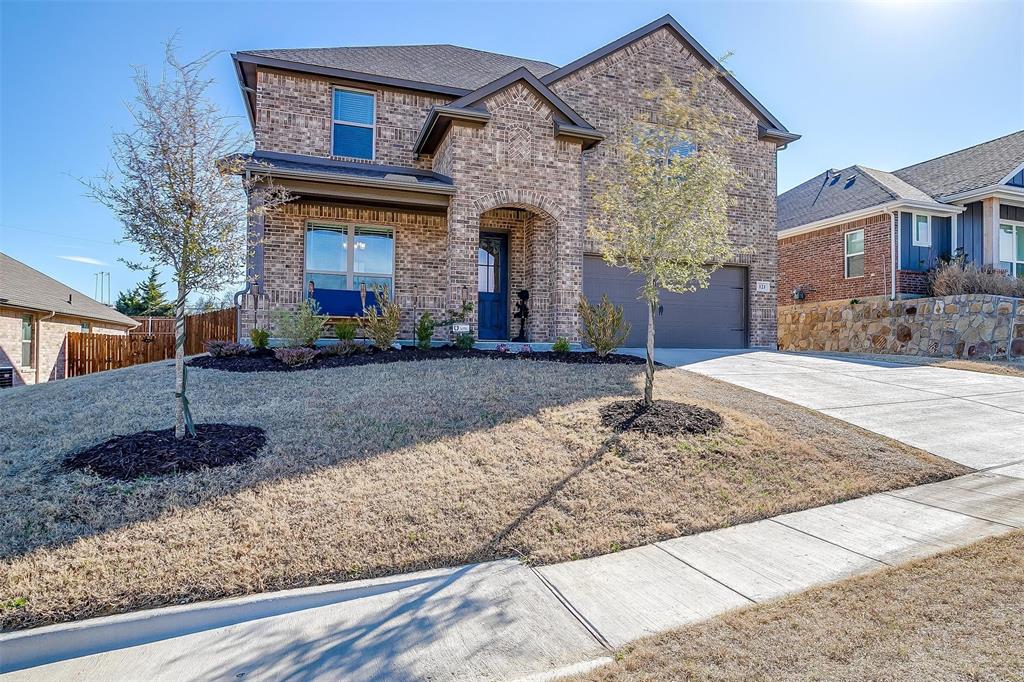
173,287,188,438
644,298,656,407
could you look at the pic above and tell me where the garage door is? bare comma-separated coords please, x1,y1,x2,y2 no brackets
582,257,747,348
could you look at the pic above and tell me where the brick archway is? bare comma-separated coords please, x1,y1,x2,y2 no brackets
471,188,564,224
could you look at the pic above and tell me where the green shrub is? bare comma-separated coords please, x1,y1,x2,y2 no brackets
362,286,401,350
206,340,246,357
578,295,630,357
415,311,436,350
551,337,571,353
249,327,270,349
334,320,358,347
272,300,326,347
454,332,475,350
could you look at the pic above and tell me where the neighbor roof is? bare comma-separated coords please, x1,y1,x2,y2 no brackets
779,130,1024,232
0,253,137,327
237,44,558,92
893,130,1024,199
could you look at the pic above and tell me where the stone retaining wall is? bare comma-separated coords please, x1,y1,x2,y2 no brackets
778,295,1024,362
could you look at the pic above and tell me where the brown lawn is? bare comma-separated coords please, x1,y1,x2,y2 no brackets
583,530,1024,682
0,357,965,630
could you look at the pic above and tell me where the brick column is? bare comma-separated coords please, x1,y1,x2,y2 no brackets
446,200,479,333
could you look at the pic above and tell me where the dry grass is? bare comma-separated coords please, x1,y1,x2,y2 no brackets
583,530,1024,682
0,359,964,630
929,258,1024,298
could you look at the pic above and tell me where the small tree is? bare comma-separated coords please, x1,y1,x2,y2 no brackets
86,41,290,437
589,74,737,407
116,268,174,317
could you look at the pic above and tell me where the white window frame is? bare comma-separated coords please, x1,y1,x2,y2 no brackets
331,86,376,161
912,213,932,247
304,221,394,294
999,219,1024,277
845,228,865,279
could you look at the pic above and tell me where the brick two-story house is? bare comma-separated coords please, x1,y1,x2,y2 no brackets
778,131,1024,305
233,14,798,348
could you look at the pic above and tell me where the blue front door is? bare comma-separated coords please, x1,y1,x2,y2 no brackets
477,233,508,340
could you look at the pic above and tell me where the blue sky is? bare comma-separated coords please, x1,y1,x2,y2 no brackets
2,0,1022,302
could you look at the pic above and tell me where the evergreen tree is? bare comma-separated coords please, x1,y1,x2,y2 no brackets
114,268,174,316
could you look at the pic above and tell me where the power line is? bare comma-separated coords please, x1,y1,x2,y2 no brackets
0,222,120,245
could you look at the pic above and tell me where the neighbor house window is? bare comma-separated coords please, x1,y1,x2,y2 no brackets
845,229,865,278
332,88,375,160
999,222,1024,278
305,223,393,294
80,321,91,333
913,214,932,247
21,314,34,368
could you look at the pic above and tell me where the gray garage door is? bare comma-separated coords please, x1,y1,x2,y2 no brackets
582,257,747,348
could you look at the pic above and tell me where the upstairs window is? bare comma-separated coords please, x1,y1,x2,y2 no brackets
332,88,375,160
913,214,932,247
845,229,865,278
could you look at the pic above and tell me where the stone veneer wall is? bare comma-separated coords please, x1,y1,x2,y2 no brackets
778,295,1024,361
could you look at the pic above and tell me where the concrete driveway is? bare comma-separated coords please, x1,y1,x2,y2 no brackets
624,349,1024,472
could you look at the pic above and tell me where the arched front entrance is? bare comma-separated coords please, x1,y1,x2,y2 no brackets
477,205,559,341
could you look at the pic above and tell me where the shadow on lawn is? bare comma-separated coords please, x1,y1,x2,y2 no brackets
0,355,663,561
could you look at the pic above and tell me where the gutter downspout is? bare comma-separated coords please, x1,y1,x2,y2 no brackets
232,170,265,342
890,211,898,300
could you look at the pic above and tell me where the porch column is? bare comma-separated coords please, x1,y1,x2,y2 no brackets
553,213,583,342
446,198,479,334
982,196,1000,266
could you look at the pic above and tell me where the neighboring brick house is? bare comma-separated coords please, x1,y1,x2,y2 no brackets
778,131,1024,305
233,14,798,348
0,253,136,387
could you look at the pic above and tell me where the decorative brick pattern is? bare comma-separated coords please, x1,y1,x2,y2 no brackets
0,308,127,386
778,295,1024,362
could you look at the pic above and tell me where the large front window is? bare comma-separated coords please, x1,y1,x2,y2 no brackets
332,88,375,160
999,222,1024,278
305,223,393,295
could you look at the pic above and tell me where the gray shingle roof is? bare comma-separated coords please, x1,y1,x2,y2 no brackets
777,166,902,231
239,44,558,92
0,252,137,327
893,130,1024,199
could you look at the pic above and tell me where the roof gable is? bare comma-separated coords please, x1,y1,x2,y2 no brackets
541,14,793,137
449,67,592,128
777,167,898,232
0,252,137,327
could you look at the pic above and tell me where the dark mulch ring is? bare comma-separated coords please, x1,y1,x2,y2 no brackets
188,345,649,373
600,399,724,437
63,424,267,481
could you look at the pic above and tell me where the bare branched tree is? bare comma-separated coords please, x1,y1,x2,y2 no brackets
85,40,290,437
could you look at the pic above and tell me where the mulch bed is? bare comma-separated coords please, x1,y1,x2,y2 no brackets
188,346,649,373
63,424,267,480
600,399,724,437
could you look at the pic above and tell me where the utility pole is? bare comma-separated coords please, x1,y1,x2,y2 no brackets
94,271,111,305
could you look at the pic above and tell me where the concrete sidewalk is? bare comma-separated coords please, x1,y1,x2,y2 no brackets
629,348,1024,471
5,471,1023,681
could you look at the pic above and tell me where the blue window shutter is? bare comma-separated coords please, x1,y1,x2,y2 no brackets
333,124,373,159
333,90,374,125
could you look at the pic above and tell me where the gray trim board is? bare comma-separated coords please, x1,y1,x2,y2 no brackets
413,105,491,156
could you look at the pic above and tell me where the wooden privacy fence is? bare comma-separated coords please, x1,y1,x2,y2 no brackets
68,308,237,378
